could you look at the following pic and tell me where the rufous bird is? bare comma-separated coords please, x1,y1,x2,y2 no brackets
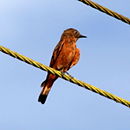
38,28,86,104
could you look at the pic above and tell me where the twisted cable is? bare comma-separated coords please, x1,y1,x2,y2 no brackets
79,0,130,25
0,45,130,108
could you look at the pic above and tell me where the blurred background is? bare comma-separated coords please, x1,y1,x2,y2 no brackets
0,0,130,129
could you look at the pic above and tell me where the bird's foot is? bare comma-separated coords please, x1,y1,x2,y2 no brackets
64,72,74,79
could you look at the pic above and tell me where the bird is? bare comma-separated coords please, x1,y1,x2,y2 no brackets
38,28,86,104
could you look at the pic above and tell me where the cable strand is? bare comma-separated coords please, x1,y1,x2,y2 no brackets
78,0,130,25
0,45,130,108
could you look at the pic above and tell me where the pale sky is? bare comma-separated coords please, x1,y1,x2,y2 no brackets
0,0,130,129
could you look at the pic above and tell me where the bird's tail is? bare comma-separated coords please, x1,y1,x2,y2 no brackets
38,75,58,104
38,80,51,104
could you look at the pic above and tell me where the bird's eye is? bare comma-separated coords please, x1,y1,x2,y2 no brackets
74,30,78,35
74,30,79,37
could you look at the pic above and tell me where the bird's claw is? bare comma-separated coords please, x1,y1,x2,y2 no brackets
61,72,74,79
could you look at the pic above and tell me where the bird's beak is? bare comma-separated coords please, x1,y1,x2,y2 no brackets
79,34,87,38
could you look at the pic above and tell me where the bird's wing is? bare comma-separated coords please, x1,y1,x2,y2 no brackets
49,40,64,68
69,48,80,69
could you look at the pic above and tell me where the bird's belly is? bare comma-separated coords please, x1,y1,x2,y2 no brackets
56,45,76,70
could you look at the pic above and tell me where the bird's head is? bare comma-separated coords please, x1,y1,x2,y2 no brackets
61,28,87,41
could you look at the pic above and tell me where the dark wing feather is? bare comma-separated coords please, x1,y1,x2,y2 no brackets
49,40,64,68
